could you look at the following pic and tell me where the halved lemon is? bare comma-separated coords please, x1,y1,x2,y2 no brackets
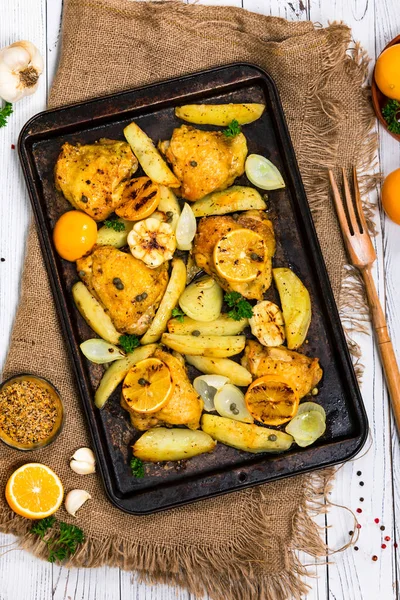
122,357,174,413
5,463,64,519
244,375,299,426
213,229,266,283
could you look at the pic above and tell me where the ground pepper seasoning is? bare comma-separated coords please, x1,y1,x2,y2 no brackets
0,378,61,447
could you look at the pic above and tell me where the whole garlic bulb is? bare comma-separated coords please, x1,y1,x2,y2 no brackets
0,41,43,103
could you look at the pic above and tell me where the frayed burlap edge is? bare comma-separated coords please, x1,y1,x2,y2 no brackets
0,17,377,600
0,468,335,600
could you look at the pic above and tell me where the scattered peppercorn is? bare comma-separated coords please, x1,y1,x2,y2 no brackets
354,546,359,551
374,518,380,524
356,524,362,529
372,555,378,562
380,526,385,531
382,544,387,549
0,258,4,262
11,144,15,149
385,536,391,542
356,508,362,514
349,530,354,536
360,497,364,502
357,471,362,476
359,481,364,486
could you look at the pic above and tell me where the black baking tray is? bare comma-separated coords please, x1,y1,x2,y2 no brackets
18,63,368,514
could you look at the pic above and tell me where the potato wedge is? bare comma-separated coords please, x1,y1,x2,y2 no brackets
162,333,245,357
96,218,134,248
133,427,216,462
94,343,158,409
141,258,187,345
168,315,248,336
191,186,266,218
273,268,311,349
175,103,265,126
185,355,252,386
158,186,181,231
201,414,293,453
124,122,180,188
72,282,121,345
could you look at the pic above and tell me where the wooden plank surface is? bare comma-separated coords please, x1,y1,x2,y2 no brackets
1,1,400,599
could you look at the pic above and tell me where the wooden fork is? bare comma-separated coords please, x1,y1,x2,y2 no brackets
328,167,400,432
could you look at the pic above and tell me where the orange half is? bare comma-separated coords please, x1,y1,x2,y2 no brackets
5,463,64,519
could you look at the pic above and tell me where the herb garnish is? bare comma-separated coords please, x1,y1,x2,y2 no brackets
0,102,13,129
31,518,84,563
119,334,140,353
171,307,185,322
104,217,125,232
130,457,145,478
224,291,253,321
223,119,241,138
382,100,400,135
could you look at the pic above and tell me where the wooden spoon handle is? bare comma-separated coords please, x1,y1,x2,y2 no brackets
362,266,400,431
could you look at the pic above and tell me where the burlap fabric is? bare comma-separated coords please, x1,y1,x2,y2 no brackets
0,2,376,599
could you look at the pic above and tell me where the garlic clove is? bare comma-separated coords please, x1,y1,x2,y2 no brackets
70,459,96,475
71,447,96,465
65,490,92,517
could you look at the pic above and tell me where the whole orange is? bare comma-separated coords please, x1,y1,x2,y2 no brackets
53,210,97,261
374,45,400,100
381,168,400,225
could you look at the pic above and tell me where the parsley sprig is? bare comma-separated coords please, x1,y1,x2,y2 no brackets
0,102,13,129
171,307,185,322
104,217,125,232
224,291,253,321
382,100,400,135
130,457,145,478
31,518,84,563
119,334,140,353
223,119,241,138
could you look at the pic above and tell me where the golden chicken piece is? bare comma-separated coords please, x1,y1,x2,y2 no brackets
122,349,203,431
55,139,138,221
192,210,275,300
242,340,323,398
164,125,247,201
76,246,168,335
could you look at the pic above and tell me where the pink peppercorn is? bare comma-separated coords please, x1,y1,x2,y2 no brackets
356,524,362,529
374,518,380,523
385,536,391,542
372,555,378,561
381,544,387,549
356,508,362,514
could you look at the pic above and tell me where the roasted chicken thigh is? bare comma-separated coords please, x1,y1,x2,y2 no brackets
76,246,168,335
55,139,138,221
164,125,247,201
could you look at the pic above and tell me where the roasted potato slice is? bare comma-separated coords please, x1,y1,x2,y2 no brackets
175,103,265,126
124,122,180,188
94,344,158,409
185,355,252,387
201,414,293,453
158,186,181,231
162,333,246,357
273,268,311,349
140,258,187,345
133,427,216,462
191,186,266,218
96,218,134,248
168,315,248,336
72,282,121,345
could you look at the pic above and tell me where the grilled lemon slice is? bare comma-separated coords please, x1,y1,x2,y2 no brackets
128,217,176,268
122,357,174,414
213,228,266,283
244,375,299,426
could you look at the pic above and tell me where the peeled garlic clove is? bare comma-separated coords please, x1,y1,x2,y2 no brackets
175,203,197,250
70,459,96,475
80,339,125,364
71,447,96,465
65,489,92,517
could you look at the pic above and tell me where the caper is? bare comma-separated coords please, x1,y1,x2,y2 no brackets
78,270,86,277
191,330,201,337
138,378,149,386
190,160,198,167
250,252,263,262
141,292,148,300
166,211,174,223
230,403,239,415
268,434,277,442
81,195,88,203
113,277,124,290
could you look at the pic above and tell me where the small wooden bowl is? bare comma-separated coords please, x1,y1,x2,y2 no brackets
371,35,400,142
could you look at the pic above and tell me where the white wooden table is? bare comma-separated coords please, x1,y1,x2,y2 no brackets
1,1,399,599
